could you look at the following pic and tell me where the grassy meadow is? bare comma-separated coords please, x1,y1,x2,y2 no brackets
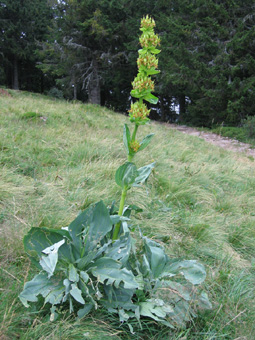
1,90,255,339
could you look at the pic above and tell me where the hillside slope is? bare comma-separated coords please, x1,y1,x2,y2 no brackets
1,90,255,339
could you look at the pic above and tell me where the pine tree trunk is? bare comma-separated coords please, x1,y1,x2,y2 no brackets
88,58,100,105
13,57,19,90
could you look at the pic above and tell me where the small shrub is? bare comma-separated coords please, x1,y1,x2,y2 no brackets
242,116,255,139
48,87,64,99
212,126,247,142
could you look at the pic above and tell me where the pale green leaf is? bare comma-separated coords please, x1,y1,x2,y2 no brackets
115,162,138,188
138,134,154,152
80,271,89,283
70,284,85,304
123,124,131,154
69,263,79,282
39,239,65,277
40,253,58,278
139,300,174,328
85,201,113,253
19,272,62,308
199,291,212,309
77,304,94,318
104,234,131,265
42,239,65,255
45,286,65,305
90,257,138,289
143,237,167,278
24,227,72,268
133,162,155,186
164,260,206,285
144,93,158,104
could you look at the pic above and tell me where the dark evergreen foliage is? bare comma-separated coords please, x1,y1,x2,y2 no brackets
1,0,255,126
0,0,53,91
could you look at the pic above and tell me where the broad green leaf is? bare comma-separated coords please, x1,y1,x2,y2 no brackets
63,279,71,302
130,89,143,99
110,215,130,225
123,124,131,154
70,284,85,304
144,93,158,104
180,261,206,284
42,239,65,255
133,162,155,186
50,306,58,322
118,308,130,322
170,300,191,326
156,280,191,302
139,64,160,76
78,277,97,307
139,300,174,328
39,239,66,277
80,271,89,283
103,285,136,309
147,68,160,75
77,304,94,318
104,234,131,265
24,227,72,268
115,162,138,189
164,260,206,285
143,237,167,278
40,253,58,278
69,201,112,259
68,205,93,256
90,257,139,290
84,201,113,253
45,286,65,305
76,249,97,270
69,264,79,282
149,47,161,54
138,134,154,152
198,292,212,309
19,272,63,308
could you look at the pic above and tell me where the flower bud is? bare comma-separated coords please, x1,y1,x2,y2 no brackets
129,140,140,153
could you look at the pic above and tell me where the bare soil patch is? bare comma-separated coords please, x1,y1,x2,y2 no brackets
168,124,255,158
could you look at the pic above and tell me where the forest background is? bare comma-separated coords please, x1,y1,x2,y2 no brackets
1,0,255,127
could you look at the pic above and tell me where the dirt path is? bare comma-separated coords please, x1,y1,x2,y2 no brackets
168,124,255,158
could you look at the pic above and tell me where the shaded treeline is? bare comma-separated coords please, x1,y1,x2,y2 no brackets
1,0,255,126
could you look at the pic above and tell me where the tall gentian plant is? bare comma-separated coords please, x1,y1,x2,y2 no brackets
112,15,160,241
19,16,211,331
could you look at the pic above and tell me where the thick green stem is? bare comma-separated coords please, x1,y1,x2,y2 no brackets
113,122,139,240
112,186,128,241
132,123,138,142
128,124,139,162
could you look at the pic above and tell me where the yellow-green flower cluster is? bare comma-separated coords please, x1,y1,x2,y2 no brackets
132,75,155,93
129,101,150,124
137,52,158,69
139,31,160,48
140,15,156,29
129,15,160,126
